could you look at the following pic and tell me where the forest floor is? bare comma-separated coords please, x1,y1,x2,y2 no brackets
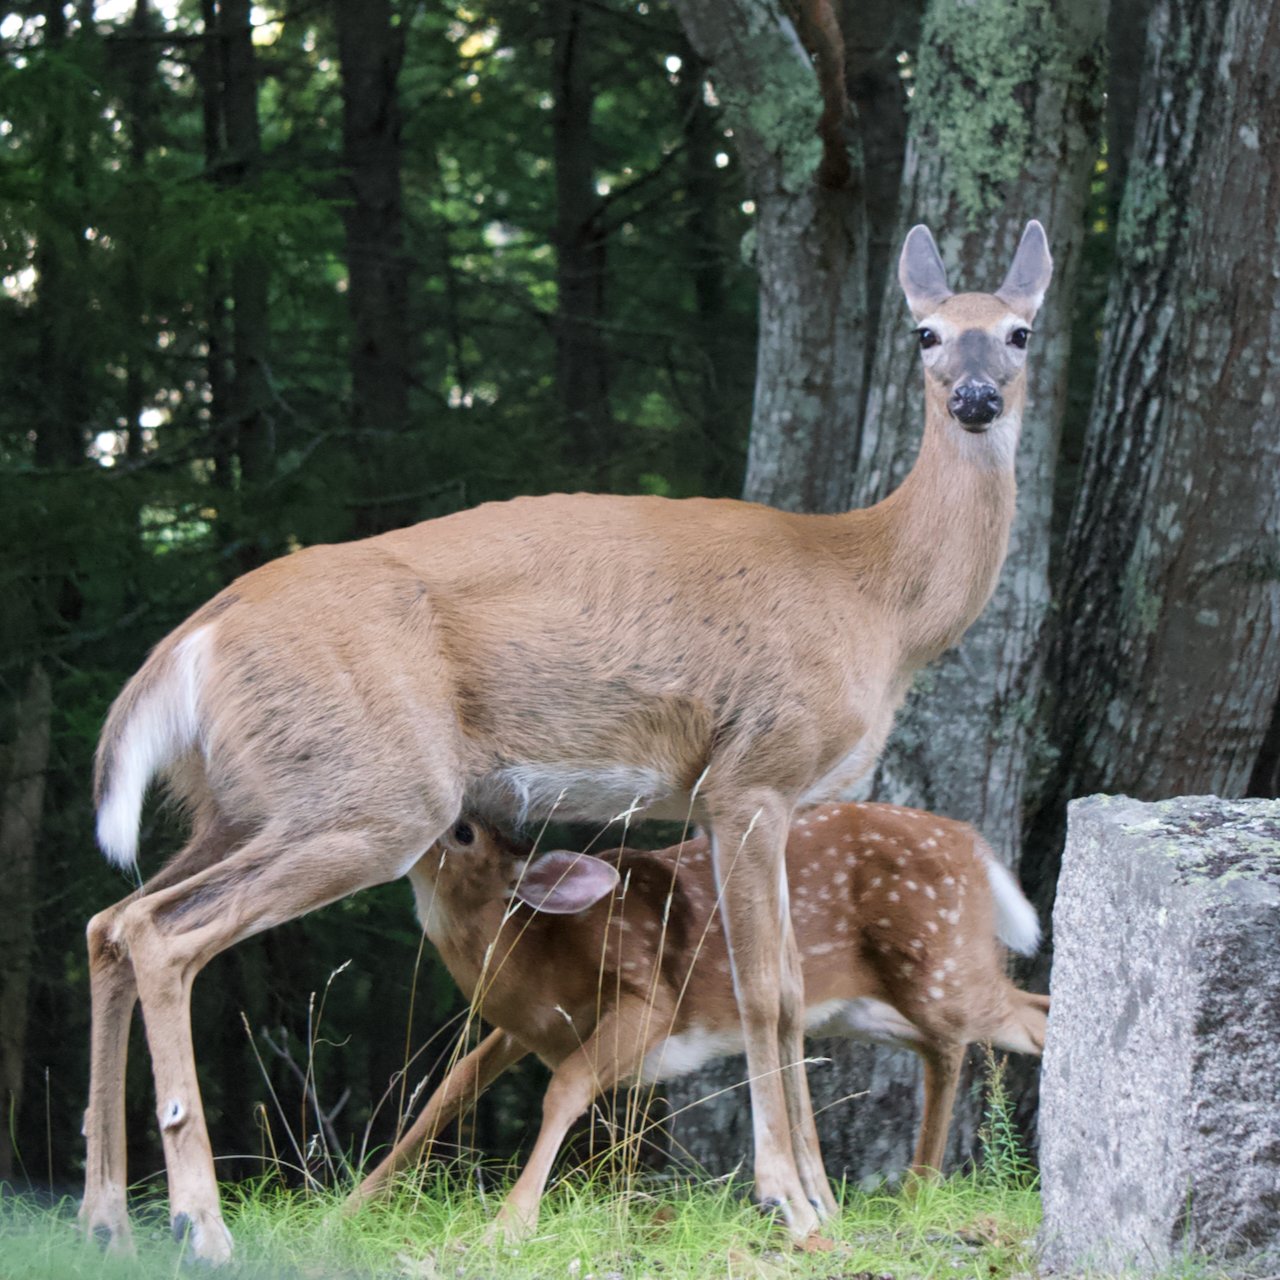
0,1171,1244,1280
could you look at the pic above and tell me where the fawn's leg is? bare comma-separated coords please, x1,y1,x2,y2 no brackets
347,1029,527,1208
909,1043,965,1179
493,1001,657,1239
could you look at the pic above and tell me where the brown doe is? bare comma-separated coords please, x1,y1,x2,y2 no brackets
348,801,1048,1235
81,222,1052,1261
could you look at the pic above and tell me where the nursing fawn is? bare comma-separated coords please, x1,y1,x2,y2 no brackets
350,801,1048,1235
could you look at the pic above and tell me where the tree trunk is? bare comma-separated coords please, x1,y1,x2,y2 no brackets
336,0,414,535
676,44,747,498
0,666,52,1184
551,0,612,486
1030,0,1280,877
673,0,867,513
841,0,923,394
219,0,274,493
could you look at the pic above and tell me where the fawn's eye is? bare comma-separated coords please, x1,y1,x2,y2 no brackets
916,327,940,350
452,821,475,846
1008,327,1031,349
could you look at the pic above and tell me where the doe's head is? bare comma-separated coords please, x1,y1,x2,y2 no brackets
898,221,1053,432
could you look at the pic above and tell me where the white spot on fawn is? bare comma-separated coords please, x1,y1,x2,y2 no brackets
161,1099,185,1131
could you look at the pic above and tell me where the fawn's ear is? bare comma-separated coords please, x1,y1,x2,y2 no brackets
899,224,953,320
511,850,620,914
996,220,1053,321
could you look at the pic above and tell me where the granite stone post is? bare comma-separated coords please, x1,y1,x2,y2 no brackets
1040,795,1280,1272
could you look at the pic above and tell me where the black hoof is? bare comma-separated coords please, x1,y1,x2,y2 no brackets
92,1224,113,1250
171,1212,193,1244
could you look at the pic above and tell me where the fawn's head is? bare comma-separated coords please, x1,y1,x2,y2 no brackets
899,221,1053,433
426,817,620,918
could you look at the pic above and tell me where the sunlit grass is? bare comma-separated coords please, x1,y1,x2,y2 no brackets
0,1171,1042,1279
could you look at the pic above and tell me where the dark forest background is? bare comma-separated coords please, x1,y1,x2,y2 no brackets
1,0,1277,1197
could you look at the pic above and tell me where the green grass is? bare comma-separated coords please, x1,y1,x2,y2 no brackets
0,1172,1041,1280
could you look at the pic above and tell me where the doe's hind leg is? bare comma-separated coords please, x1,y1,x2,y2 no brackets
80,822,239,1255
117,821,436,1264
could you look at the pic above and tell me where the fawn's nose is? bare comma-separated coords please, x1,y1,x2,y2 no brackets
949,380,1003,429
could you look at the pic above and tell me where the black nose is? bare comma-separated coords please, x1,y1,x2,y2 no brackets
949,381,1002,428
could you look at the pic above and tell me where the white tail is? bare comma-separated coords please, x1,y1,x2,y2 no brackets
94,627,213,869
81,223,1052,1261
981,842,1042,956
348,801,1048,1235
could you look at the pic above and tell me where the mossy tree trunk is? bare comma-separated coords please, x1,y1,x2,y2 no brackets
1027,0,1280,901
673,0,867,513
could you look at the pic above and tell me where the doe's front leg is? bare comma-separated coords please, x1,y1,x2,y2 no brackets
706,792,822,1240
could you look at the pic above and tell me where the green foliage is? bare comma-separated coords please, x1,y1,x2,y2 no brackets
977,1050,1037,1192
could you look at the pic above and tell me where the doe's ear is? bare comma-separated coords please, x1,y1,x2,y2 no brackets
511,850,620,914
899,225,953,320
996,220,1053,320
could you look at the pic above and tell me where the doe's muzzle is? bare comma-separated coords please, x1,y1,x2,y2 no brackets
949,380,1002,429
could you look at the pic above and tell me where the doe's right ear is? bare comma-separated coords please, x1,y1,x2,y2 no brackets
899,224,953,321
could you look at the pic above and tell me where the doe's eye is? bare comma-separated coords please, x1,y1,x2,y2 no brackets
452,821,476,846
916,327,940,350
1008,327,1031,349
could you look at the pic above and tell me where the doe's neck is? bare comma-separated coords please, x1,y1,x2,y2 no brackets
840,402,1020,667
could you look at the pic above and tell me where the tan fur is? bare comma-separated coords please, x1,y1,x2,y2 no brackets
80,223,1052,1260
349,802,1048,1233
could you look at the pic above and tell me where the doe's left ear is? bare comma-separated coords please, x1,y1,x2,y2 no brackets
996,220,1053,321
511,850,620,914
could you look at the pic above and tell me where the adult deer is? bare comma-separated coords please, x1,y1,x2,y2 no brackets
81,222,1052,1262
349,803,1049,1235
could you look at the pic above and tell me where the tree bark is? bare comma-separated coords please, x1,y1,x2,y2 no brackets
218,0,274,493
0,666,52,1184
673,0,867,513
1030,0,1280,875
551,0,613,486
336,0,414,534
841,0,923,394
676,44,747,497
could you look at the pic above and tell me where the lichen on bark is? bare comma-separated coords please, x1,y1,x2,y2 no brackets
910,0,1091,229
